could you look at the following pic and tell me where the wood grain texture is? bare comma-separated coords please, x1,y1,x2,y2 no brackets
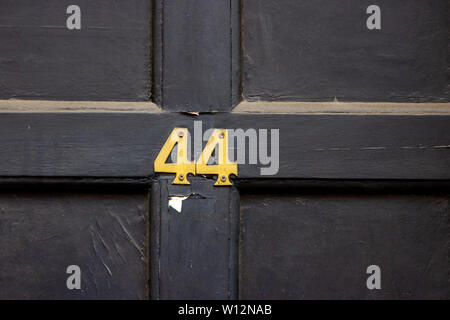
0,0,150,101
157,0,240,111
0,112,448,180
240,194,449,299
0,192,148,299
235,101,450,115
151,176,238,299
0,100,160,113
243,0,449,102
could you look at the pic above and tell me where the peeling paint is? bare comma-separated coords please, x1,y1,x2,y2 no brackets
168,196,189,213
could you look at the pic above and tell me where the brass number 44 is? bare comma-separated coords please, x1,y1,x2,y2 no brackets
154,128,238,186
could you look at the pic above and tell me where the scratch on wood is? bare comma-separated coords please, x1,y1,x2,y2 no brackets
313,145,450,152
108,211,144,256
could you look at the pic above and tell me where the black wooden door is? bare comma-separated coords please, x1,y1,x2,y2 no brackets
0,0,448,300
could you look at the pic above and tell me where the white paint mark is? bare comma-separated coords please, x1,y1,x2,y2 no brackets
312,148,351,151
401,145,450,150
168,196,189,213
360,147,386,150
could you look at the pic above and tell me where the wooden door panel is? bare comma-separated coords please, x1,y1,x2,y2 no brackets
0,192,148,299
243,0,449,102
0,0,150,101
1,113,449,180
240,194,449,299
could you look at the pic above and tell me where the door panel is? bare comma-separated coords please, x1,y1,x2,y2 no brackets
0,192,148,299
0,0,150,101
158,0,236,111
1,113,449,180
243,0,449,102
150,177,239,300
240,194,449,299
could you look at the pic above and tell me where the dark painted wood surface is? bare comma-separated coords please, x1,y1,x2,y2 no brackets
240,194,449,299
0,192,148,299
155,0,240,111
0,0,150,101
0,0,448,301
151,176,238,299
0,112,448,180
243,0,449,102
